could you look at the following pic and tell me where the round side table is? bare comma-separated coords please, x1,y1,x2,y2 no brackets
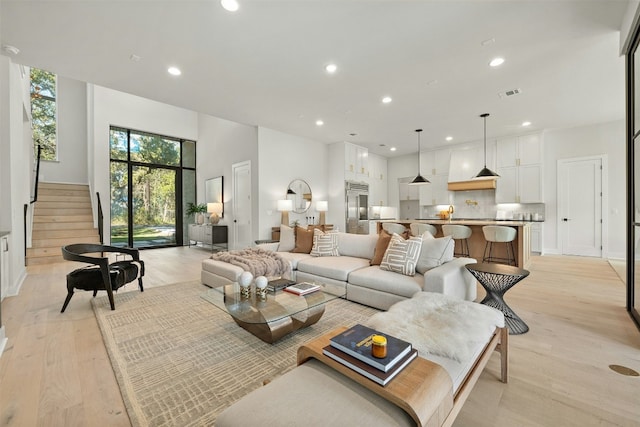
465,263,530,334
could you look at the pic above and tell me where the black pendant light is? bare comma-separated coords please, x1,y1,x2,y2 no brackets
475,113,500,178
409,129,430,185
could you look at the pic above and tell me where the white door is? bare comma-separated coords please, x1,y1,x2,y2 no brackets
558,156,603,257
231,160,252,250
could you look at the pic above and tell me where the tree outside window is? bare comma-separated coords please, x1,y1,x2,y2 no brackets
30,68,57,160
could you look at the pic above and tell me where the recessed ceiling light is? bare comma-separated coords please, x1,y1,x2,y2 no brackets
221,0,239,12
316,120,324,126
427,79,438,86
390,147,397,152
481,38,496,46
168,67,181,76
325,63,337,74
522,121,532,127
446,136,453,141
382,96,392,104
489,57,505,67
129,54,141,62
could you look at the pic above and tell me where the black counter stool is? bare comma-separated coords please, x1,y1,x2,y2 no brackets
482,225,517,266
442,224,472,257
465,263,530,334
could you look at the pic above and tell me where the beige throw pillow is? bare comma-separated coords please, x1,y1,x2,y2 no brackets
415,232,454,274
310,229,340,257
380,233,423,276
277,224,295,252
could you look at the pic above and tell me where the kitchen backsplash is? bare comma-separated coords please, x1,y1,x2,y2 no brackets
420,190,545,221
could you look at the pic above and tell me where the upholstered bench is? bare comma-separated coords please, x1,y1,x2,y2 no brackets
215,292,507,427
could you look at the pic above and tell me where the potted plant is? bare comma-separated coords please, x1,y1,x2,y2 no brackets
186,202,208,224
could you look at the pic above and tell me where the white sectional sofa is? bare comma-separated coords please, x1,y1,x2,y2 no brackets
201,231,477,310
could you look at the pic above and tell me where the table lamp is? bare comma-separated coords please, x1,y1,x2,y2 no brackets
207,202,223,224
277,199,293,225
316,200,328,225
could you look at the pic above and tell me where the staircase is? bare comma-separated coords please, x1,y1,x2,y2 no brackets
26,183,101,265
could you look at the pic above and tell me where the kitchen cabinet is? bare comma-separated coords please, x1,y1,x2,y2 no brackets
368,153,388,206
424,148,451,176
344,142,369,182
531,223,542,253
419,174,451,206
448,142,496,183
0,234,8,303
399,180,419,201
495,133,543,203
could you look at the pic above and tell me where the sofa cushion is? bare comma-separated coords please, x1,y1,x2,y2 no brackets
297,256,370,282
310,229,340,257
370,229,392,266
276,251,313,270
278,224,295,252
292,226,313,253
201,259,244,281
348,266,422,298
337,232,378,259
380,233,422,276
416,233,455,274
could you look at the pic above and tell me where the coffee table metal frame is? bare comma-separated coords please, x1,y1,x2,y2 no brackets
465,263,530,334
202,283,345,343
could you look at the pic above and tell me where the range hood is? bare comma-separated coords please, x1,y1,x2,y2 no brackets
447,178,497,191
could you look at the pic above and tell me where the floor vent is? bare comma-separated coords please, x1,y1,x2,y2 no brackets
498,88,522,99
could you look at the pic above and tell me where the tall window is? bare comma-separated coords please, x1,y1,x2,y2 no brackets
30,68,57,160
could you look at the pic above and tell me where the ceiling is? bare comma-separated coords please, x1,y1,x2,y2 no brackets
0,0,628,157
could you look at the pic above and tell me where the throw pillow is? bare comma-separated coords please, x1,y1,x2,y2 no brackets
310,229,340,257
292,226,314,253
379,233,423,276
277,224,295,252
415,233,455,274
370,229,392,266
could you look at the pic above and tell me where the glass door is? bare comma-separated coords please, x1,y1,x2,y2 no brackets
132,166,177,248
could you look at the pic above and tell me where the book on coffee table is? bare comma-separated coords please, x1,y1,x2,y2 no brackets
329,324,412,372
322,345,418,386
266,278,296,292
283,282,321,296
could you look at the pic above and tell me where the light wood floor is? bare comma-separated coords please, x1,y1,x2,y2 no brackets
1,249,639,426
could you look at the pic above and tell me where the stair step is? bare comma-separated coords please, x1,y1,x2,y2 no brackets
27,246,66,258
34,208,93,216
38,182,89,192
32,236,100,248
33,215,94,223
37,194,92,203
26,255,66,266
33,228,100,239
33,221,95,231
35,200,92,209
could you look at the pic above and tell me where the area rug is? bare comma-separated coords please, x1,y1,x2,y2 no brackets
92,281,379,427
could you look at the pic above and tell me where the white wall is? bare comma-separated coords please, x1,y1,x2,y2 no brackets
90,85,199,244
39,76,88,184
197,114,258,247
387,153,417,212
543,119,625,258
257,127,329,240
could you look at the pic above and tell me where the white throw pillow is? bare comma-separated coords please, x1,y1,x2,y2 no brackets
415,232,454,274
277,225,295,252
379,233,422,276
310,229,340,257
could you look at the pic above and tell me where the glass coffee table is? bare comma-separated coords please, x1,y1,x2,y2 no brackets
202,283,346,343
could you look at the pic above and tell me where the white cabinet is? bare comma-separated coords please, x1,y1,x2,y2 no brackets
0,234,8,303
424,148,451,176
419,174,451,206
399,180,419,201
495,133,543,203
530,223,542,253
344,142,369,182
368,153,388,206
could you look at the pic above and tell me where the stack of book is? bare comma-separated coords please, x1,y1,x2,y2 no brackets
266,278,296,292
322,324,417,386
283,282,321,295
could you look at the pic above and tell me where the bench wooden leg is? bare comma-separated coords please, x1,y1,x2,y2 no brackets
498,326,509,383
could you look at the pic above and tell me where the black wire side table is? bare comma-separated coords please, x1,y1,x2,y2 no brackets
466,263,530,334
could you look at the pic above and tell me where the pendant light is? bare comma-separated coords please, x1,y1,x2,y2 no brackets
475,113,500,178
408,129,430,185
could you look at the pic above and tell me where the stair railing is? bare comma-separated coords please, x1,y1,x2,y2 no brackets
24,144,42,260
97,192,104,244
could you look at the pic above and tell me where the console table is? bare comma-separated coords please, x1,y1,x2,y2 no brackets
188,224,228,252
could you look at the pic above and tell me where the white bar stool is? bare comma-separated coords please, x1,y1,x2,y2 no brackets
410,223,437,237
482,225,517,266
442,224,472,257
382,223,408,235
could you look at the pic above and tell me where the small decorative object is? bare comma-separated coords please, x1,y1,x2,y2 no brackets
186,202,208,224
371,334,388,359
239,271,253,298
255,275,268,299
208,202,223,224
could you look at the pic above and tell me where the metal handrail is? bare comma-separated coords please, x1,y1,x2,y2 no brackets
30,144,42,204
97,192,104,244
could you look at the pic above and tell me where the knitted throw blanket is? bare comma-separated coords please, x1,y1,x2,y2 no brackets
210,248,291,279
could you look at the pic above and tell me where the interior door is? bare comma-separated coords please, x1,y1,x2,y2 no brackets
231,160,252,249
559,157,603,256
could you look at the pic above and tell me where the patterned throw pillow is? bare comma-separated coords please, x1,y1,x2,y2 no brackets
380,233,423,276
310,229,340,257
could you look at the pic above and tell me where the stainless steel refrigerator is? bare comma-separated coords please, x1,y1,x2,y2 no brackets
345,181,369,234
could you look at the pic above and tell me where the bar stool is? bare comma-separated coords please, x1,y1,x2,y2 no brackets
442,224,472,257
382,223,408,236
410,223,437,237
482,226,517,266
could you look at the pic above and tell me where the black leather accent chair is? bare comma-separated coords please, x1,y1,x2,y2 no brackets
61,243,145,312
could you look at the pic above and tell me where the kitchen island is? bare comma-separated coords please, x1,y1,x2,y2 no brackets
376,219,534,269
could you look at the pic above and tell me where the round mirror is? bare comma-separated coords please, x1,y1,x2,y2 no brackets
287,179,312,213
